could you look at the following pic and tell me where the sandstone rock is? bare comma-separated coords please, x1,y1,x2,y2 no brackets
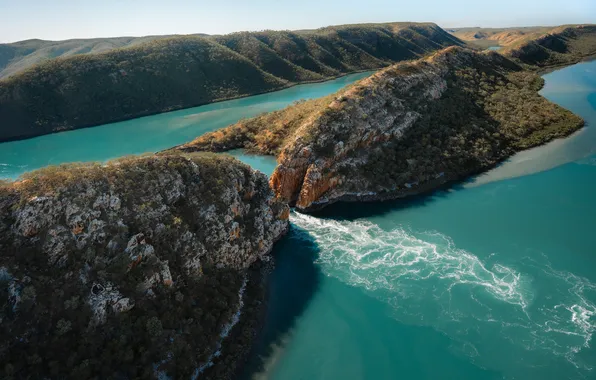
266,47,583,210
0,152,289,378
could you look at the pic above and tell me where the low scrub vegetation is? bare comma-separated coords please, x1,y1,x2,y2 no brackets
181,48,583,197
0,22,463,142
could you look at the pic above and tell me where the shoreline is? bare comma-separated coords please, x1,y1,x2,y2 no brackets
532,52,596,75
293,113,584,213
200,259,274,380
0,68,380,145
1,45,592,145
1,54,590,377
5,53,588,145
299,117,587,213
182,55,591,376
200,224,288,380
200,61,587,214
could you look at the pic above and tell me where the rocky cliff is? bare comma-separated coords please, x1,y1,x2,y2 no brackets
0,153,289,378
180,47,583,211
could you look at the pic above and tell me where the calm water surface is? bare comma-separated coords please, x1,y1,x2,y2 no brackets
0,71,372,179
1,61,595,380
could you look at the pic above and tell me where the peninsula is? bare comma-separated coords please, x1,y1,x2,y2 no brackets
177,47,584,211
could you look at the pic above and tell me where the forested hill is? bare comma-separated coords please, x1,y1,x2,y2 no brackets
0,36,179,79
179,47,583,211
450,24,596,68
0,22,463,142
505,25,596,68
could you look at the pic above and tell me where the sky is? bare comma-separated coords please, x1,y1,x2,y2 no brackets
0,0,594,43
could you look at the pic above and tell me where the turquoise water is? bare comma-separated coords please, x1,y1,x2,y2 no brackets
0,71,372,180
236,60,596,380
487,46,502,51
1,60,595,380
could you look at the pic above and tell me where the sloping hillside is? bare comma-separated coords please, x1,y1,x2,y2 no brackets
449,24,596,67
0,152,289,378
0,36,176,79
0,37,286,142
0,22,464,142
178,47,583,211
504,25,596,68
448,26,550,48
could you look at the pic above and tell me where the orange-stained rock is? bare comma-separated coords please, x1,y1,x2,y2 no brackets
279,207,290,221
269,164,308,203
229,223,241,239
296,165,333,210
172,46,583,213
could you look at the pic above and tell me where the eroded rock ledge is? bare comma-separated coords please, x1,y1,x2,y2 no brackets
0,152,289,378
179,46,583,211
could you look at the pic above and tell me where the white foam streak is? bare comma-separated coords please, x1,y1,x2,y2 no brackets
291,212,596,370
292,212,529,308
193,275,248,379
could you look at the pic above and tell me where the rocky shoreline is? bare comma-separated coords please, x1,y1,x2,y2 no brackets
198,259,273,380
1,42,592,379
179,47,584,213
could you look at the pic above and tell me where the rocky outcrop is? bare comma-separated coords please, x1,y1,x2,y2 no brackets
0,152,288,378
183,47,583,212
267,47,584,211
267,47,583,210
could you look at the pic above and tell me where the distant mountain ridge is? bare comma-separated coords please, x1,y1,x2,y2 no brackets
504,25,596,68
0,36,178,79
0,23,462,80
448,26,552,48
449,24,596,66
0,22,464,142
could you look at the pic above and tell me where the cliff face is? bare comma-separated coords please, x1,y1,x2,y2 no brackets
269,47,583,210
0,22,464,143
0,153,288,378
186,47,583,212
268,48,456,210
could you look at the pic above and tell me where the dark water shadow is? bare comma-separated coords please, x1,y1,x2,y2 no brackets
310,159,522,222
239,223,323,379
311,184,465,222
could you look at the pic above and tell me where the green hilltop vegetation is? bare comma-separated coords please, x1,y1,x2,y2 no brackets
181,46,583,157
504,25,596,68
180,47,584,210
0,152,289,378
0,22,464,142
176,94,338,156
0,36,179,79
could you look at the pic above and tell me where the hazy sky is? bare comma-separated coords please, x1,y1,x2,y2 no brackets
1,0,594,43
